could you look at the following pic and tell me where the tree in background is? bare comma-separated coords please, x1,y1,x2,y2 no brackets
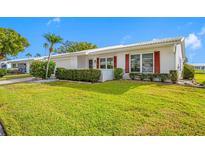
43,43,49,56
35,53,41,57
58,41,97,53
25,53,32,58
43,33,63,79
0,28,29,60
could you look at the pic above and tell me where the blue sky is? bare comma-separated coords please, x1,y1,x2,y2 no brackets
0,17,205,63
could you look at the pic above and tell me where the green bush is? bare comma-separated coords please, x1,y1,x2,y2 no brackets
56,68,101,82
147,74,154,81
129,73,142,80
30,60,56,79
159,73,170,82
129,73,171,82
114,68,123,80
0,68,7,77
170,70,178,83
6,69,21,75
183,64,195,80
129,73,136,80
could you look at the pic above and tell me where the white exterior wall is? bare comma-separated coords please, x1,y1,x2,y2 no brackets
86,45,178,81
175,44,183,77
52,56,78,69
159,46,176,73
77,56,88,69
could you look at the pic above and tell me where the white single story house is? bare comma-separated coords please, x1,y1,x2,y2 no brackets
1,37,185,81
0,57,46,73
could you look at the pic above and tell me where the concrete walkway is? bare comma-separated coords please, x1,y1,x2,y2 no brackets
0,77,35,85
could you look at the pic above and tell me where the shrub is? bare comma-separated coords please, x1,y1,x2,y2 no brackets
170,70,178,83
159,73,170,82
114,68,123,80
140,74,146,80
56,68,101,82
6,69,21,75
129,73,136,80
0,68,7,77
147,74,154,81
30,60,56,79
183,64,195,80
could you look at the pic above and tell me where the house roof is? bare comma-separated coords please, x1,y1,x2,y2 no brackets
4,37,185,63
52,37,185,58
4,56,46,63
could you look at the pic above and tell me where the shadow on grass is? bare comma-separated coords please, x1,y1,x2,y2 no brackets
45,80,161,95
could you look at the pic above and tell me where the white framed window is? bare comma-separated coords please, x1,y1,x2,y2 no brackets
142,53,153,73
130,53,154,73
107,57,114,69
100,58,106,69
99,57,114,69
131,54,140,72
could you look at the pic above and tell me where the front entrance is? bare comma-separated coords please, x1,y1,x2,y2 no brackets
88,59,93,69
18,63,27,73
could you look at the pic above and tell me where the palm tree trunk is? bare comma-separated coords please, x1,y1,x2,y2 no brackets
45,50,51,79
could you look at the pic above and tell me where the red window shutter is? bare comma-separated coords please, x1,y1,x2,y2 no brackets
125,54,129,73
154,51,160,74
114,56,117,68
96,58,99,69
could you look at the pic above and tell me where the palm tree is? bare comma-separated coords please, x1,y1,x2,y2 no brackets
43,43,49,56
43,33,63,79
25,53,32,58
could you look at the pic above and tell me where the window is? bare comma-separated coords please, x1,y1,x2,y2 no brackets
100,58,106,69
12,63,17,68
88,59,93,69
142,53,153,73
107,58,113,69
131,54,140,72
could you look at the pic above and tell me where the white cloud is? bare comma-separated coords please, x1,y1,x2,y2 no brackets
198,26,205,35
47,17,61,26
152,38,159,41
185,33,201,50
121,35,132,44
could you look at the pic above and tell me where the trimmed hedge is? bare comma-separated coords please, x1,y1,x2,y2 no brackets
30,60,56,79
183,64,195,80
56,68,101,82
129,73,170,82
7,69,21,75
114,68,123,80
0,68,7,77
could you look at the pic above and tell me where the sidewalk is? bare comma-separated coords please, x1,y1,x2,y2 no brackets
0,77,35,85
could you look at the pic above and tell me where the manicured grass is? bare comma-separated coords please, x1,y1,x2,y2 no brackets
0,74,32,81
195,73,205,85
0,80,205,136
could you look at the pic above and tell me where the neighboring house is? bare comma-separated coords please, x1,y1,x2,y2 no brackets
191,63,205,71
2,37,185,81
1,57,46,74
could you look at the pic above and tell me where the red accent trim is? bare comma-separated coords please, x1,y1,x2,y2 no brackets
125,54,129,73
154,51,160,74
49,48,53,52
96,58,99,69
114,56,117,68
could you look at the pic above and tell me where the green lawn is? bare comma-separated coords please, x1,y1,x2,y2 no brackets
0,80,205,136
195,73,205,85
0,74,32,81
